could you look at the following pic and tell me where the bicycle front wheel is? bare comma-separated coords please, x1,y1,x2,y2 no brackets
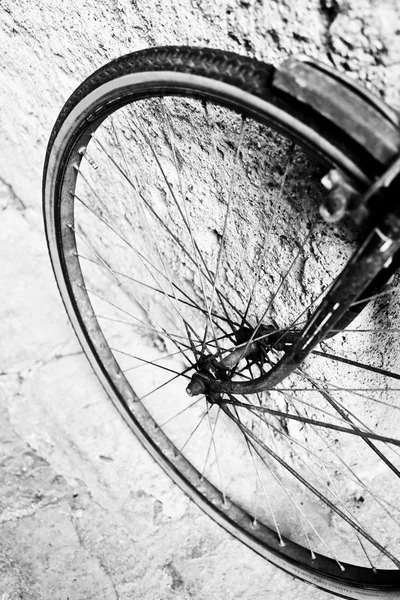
43,46,400,598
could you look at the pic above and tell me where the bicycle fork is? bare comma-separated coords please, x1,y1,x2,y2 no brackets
186,157,400,397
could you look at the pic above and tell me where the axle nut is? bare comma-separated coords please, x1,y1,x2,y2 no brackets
186,374,207,397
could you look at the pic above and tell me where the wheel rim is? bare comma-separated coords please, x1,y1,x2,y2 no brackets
45,72,400,594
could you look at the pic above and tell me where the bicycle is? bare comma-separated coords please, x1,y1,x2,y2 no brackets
42,46,400,598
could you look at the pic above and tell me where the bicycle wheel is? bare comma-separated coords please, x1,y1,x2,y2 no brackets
43,47,400,598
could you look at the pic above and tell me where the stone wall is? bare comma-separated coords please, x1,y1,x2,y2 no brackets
1,0,399,212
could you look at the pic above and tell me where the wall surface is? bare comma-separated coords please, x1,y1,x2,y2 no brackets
1,0,400,598
1,0,399,211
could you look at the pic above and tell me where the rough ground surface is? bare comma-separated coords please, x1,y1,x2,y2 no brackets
1,0,399,598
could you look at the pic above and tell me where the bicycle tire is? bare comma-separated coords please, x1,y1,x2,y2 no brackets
43,46,400,598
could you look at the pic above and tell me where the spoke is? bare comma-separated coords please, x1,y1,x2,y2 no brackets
78,282,193,360
203,117,247,357
312,423,400,528
232,225,316,372
291,402,377,570
110,347,193,379
331,328,400,333
233,403,284,542
274,387,351,423
186,326,201,362
79,249,236,340
286,399,379,568
72,224,195,366
97,315,188,344
206,407,227,504
239,142,295,329
299,369,400,479
351,285,400,307
221,396,400,446
92,132,242,329
125,105,241,329
222,404,400,568
77,253,233,327
259,224,314,327
319,382,400,413
74,184,216,366
247,390,400,520
91,134,211,285
98,314,230,358
159,396,205,428
237,409,341,564
200,408,218,480
160,100,220,354
167,102,246,332
122,346,192,372
109,113,203,349
257,227,313,328
74,168,153,266
247,365,306,542
200,99,244,329
312,349,400,381
264,421,317,559
202,101,218,163
258,385,400,392
315,382,400,465
179,409,209,453
74,189,208,342
139,371,189,402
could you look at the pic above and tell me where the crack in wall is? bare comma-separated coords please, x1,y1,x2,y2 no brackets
0,495,67,525
0,346,84,381
68,506,120,600
319,0,341,65
0,176,26,211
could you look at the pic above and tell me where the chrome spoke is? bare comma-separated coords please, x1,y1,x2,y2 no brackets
160,100,219,353
206,407,227,504
73,224,196,365
223,403,400,568
221,396,400,446
237,408,343,565
78,281,194,362
240,142,295,328
159,396,205,429
179,409,209,453
299,368,400,479
203,117,247,357
110,347,193,378
351,285,400,307
313,349,400,381
108,113,204,347
233,393,283,540
92,130,241,328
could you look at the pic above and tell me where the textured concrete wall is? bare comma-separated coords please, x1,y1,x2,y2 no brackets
0,0,399,211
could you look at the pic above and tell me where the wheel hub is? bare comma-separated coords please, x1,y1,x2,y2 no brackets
186,324,280,397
